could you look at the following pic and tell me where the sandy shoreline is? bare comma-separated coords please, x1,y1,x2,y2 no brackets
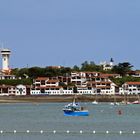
0,95,138,103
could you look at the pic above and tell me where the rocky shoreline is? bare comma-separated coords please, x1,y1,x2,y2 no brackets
0,95,138,103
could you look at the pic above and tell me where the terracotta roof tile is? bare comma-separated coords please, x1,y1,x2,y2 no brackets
126,82,140,85
36,77,49,80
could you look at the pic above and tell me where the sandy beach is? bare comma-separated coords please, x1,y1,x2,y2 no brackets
0,95,138,103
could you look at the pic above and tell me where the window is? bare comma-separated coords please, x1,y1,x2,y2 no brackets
41,81,45,85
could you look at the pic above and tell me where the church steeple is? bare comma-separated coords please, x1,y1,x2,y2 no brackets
110,58,114,67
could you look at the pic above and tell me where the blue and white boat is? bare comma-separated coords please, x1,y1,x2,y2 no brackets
63,97,89,116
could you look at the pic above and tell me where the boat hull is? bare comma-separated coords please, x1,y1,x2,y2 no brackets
132,100,140,104
63,110,89,116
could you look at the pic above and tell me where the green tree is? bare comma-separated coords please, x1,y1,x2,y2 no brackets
111,76,140,87
81,61,102,71
11,68,19,76
0,79,32,86
28,67,45,78
73,65,80,72
112,62,133,76
16,68,29,78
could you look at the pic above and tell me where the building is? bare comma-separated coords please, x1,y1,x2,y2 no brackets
127,70,140,78
1,48,11,72
120,82,140,95
71,71,117,95
31,77,73,95
0,84,31,96
31,70,118,96
0,48,16,79
100,58,114,71
16,84,27,96
0,73,16,80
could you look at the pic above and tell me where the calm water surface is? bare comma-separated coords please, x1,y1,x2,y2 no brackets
0,102,139,140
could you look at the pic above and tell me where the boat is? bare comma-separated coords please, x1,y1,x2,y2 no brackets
110,102,120,106
63,96,89,116
132,95,140,104
121,100,131,105
92,92,99,104
132,100,140,104
109,94,120,106
92,100,98,105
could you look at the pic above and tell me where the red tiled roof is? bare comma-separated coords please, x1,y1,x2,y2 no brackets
87,81,111,84
100,74,120,77
96,86,111,89
83,71,100,74
88,75,110,78
126,82,140,85
135,71,140,74
0,85,15,88
47,79,59,83
34,86,62,89
36,77,49,80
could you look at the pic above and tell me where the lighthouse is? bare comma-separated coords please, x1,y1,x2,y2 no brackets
0,48,11,73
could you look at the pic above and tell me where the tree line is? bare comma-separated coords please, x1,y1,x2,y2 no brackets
11,61,134,78
1,61,140,86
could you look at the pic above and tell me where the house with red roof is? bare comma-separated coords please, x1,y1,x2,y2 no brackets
120,82,140,95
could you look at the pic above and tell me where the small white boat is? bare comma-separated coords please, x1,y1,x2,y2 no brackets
92,100,98,105
110,102,120,106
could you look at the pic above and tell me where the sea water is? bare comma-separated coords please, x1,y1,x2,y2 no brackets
0,102,139,140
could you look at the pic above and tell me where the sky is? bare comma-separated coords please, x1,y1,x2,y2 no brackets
0,0,140,69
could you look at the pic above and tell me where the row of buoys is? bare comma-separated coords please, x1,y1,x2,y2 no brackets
0,130,139,134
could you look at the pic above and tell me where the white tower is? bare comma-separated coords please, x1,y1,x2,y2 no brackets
110,58,114,67
1,48,11,72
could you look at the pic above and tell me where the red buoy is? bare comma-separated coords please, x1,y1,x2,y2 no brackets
117,109,122,115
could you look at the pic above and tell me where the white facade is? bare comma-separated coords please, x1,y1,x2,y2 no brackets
132,72,140,78
30,87,74,95
0,85,28,96
16,85,27,95
121,82,140,95
0,74,16,80
71,72,87,87
77,87,94,95
46,80,59,87
119,87,124,95
8,86,16,95
30,89,41,95
100,58,114,71
34,77,59,87
32,73,118,96
100,83,116,95
1,48,11,71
